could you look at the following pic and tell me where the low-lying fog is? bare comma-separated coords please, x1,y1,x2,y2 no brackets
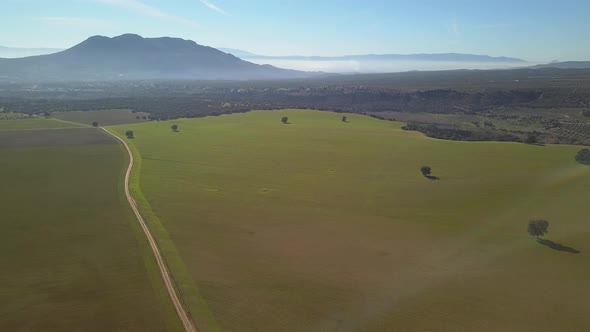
246,58,530,73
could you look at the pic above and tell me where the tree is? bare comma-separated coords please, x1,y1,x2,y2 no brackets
528,219,549,239
281,116,289,124
342,116,348,122
525,133,537,144
125,130,134,139
171,124,179,132
92,121,99,127
420,166,432,176
575,148,590,164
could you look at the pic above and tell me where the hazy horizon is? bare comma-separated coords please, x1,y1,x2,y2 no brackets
245,59,532,74
2,0,590,63
0,38,533,74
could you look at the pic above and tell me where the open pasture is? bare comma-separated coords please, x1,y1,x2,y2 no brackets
0,127,115,148
112,109,590,331
0,127,181,331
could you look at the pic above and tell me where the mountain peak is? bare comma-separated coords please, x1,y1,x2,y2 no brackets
86,34,143,41
114,33,144,40
0,34,312,81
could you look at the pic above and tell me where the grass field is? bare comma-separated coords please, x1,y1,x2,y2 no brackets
0,127,116,148
0,118,85,130
0,128,182,331
52,109,150,126
112,109,590,331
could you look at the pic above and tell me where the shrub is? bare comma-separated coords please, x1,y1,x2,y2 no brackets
575,148,590,164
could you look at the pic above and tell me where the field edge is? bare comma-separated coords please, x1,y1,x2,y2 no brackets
108,125,222,332
111,137,185,332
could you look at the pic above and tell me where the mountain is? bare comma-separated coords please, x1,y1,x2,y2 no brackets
0,46,63,58
218,48,259,58
532,61,590,69
0,34,313,81
221,49,527,63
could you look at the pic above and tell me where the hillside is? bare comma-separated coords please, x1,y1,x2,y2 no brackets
0,34,312,81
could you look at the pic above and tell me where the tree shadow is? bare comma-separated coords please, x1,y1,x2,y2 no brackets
424,175,440,181
537,239,580,254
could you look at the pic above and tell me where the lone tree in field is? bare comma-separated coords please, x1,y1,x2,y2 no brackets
92,121,99,127
342,116,348,122
281,116,289,124
575,148,590,164
525,133,538,144
125,130,134,139
528,219,549,239
171,124,179,132
420,166,432,176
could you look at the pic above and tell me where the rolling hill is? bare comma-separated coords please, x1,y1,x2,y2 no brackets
0,34,313,81
110,109,590,331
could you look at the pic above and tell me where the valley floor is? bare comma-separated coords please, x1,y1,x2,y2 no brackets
0,120,181,331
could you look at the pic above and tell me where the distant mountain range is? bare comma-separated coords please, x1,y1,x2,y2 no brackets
217,48,527,63
0,46,63,58
2,34,588,82
531,61,590,69
0,34,313,81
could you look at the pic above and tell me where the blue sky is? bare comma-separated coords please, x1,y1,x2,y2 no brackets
2,0,589,62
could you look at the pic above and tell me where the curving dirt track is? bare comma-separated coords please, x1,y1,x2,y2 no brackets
102,128,197,332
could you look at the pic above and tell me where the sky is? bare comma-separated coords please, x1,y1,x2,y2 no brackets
2,0,590,62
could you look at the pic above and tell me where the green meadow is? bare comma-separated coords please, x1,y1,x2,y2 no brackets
0,124,182,331
111,109,590,331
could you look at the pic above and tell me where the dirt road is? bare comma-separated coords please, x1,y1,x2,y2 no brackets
102,128,197,332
